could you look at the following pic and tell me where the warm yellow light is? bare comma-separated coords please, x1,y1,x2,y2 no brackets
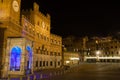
96,40,98,44
85,56,120,59
96,51,100,55
70,57,79,60
66,61,70,64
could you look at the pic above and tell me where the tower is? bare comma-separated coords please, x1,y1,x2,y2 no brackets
0,0,21,78
0,0,21,24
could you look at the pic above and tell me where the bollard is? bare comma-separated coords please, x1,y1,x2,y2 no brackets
27,76,30,80
40,74,42,79
50,73,52,77
56,72,58,75
58,71,59,75
20,76,22,80
34,75,36,80
64,70,65,74
57,71,59,75
7,77,10,80
63,70,64,74
61,71,63,75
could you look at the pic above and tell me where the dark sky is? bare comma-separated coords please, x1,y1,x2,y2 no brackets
21,0,120,37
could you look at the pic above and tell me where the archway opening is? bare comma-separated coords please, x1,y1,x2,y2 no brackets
10,46,22,71
26,46,32,74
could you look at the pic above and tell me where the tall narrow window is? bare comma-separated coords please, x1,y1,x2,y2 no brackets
58,61,60,66
46,61,48,66
43,61,45,66
36,61,38,67
26,46,32,69
39,61,42,67
50,61,52,66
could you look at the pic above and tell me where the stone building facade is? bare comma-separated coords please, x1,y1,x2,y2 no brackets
63,51,79,66
0,0,62,78
50,34,62,68
62,36,83,65
63,35,120,63
85,36,120,62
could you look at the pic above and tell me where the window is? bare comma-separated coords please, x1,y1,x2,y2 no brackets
47,37,49,41
39,61,42,67
41,35,43,39
43,61,45,66
44,36,46,41
46,61,48,66
50,61,52,66
116,52,118,55
50,52,53,56
37,21,39,26
58,61,60,66
36,49,39,54
58,53,60,56
54,52,57,56
36,61,38,67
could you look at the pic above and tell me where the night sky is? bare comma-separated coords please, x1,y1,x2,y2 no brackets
21,0,120,37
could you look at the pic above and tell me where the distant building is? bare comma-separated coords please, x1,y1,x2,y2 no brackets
50,34,62,68
63,51,80,66
63,35,84,52
62,36,85,65
63,35,120,63
0,1,62,78
85,36,120,62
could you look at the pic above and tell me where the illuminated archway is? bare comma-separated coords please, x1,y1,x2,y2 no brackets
10,46,22,71
26,46,32,73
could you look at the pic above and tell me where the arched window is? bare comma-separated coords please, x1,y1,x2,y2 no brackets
10,46,22,71
26,46,32,69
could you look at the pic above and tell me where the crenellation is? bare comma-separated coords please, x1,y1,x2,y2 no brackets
47,13,51,19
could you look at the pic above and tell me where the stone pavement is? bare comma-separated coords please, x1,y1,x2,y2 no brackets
4,67,71,80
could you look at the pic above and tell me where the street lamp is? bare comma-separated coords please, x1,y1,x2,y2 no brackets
96,51,100,56
96,50,101,62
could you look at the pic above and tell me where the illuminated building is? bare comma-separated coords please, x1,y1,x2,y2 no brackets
85,36,120,62
62,36,83,65
63,35,120,63
0,0,62,78
63,51,80,66
50,34,62,68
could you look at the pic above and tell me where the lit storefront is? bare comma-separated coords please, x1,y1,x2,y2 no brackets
64,51,80,66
